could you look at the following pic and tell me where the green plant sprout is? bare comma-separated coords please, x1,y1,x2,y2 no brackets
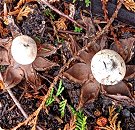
46,80,64,106
70,105,77,115
85,0,91,7
56,79,64,97
74,26,82,33
59,99,67,117
75,110,87,130
73,0,91,7
46,88,55,106
44,8,55,20
70,106,87,130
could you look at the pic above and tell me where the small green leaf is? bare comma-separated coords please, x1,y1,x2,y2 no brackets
70,105,77,115
85,0,91,7
44,8,55,20
74,26,82,33
75,110,87,130
56,80,64,97
46,88,55,106
59,100,67,118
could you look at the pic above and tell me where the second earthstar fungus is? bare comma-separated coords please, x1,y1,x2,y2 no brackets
63,35,135,108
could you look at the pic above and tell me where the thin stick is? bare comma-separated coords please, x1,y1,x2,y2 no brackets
38,0,86,30
77,0,123,55
7,89,28,118
7,88,43,130
101,0,123,51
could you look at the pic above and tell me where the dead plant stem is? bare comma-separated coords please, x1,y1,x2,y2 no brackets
38,0,86,30
101,0,124,52
7,89,28,118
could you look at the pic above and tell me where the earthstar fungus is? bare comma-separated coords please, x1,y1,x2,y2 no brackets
91,49,126,85
11,35,37,65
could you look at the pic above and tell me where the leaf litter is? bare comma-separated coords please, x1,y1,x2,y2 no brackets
0,0,135,130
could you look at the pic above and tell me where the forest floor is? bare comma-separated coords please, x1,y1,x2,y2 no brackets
0,0,135,130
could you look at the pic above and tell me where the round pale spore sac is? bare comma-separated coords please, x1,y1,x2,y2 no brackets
11,35,37,65
91,49,126,85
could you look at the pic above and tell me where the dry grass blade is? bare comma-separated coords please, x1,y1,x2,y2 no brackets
105,0,135,12
9,9,21,16
5,0,13,3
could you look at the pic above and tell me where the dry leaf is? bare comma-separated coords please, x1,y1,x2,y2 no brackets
0,80,5,90
37,44,59,57
14,0,37,9
67,35,95,64
0,21,9,37
125,65,135,78
0,72,5,90
54,17,67,30
105,94,134,105
33,56,58,71
110,37,135,62
64,115,76,130
17,6,32,21
7,16,22,37
21,64,41,87
79,50,95,65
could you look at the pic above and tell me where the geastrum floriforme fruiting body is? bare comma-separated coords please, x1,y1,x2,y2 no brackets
91,49,126,85
0,34,59,90
11,35,37,65
63,45,134,108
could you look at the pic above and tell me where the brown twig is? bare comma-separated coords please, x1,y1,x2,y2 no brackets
77,0,123,55
101,0,123,50
38,0,86,30
7,89,28,118
45,27,82,35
